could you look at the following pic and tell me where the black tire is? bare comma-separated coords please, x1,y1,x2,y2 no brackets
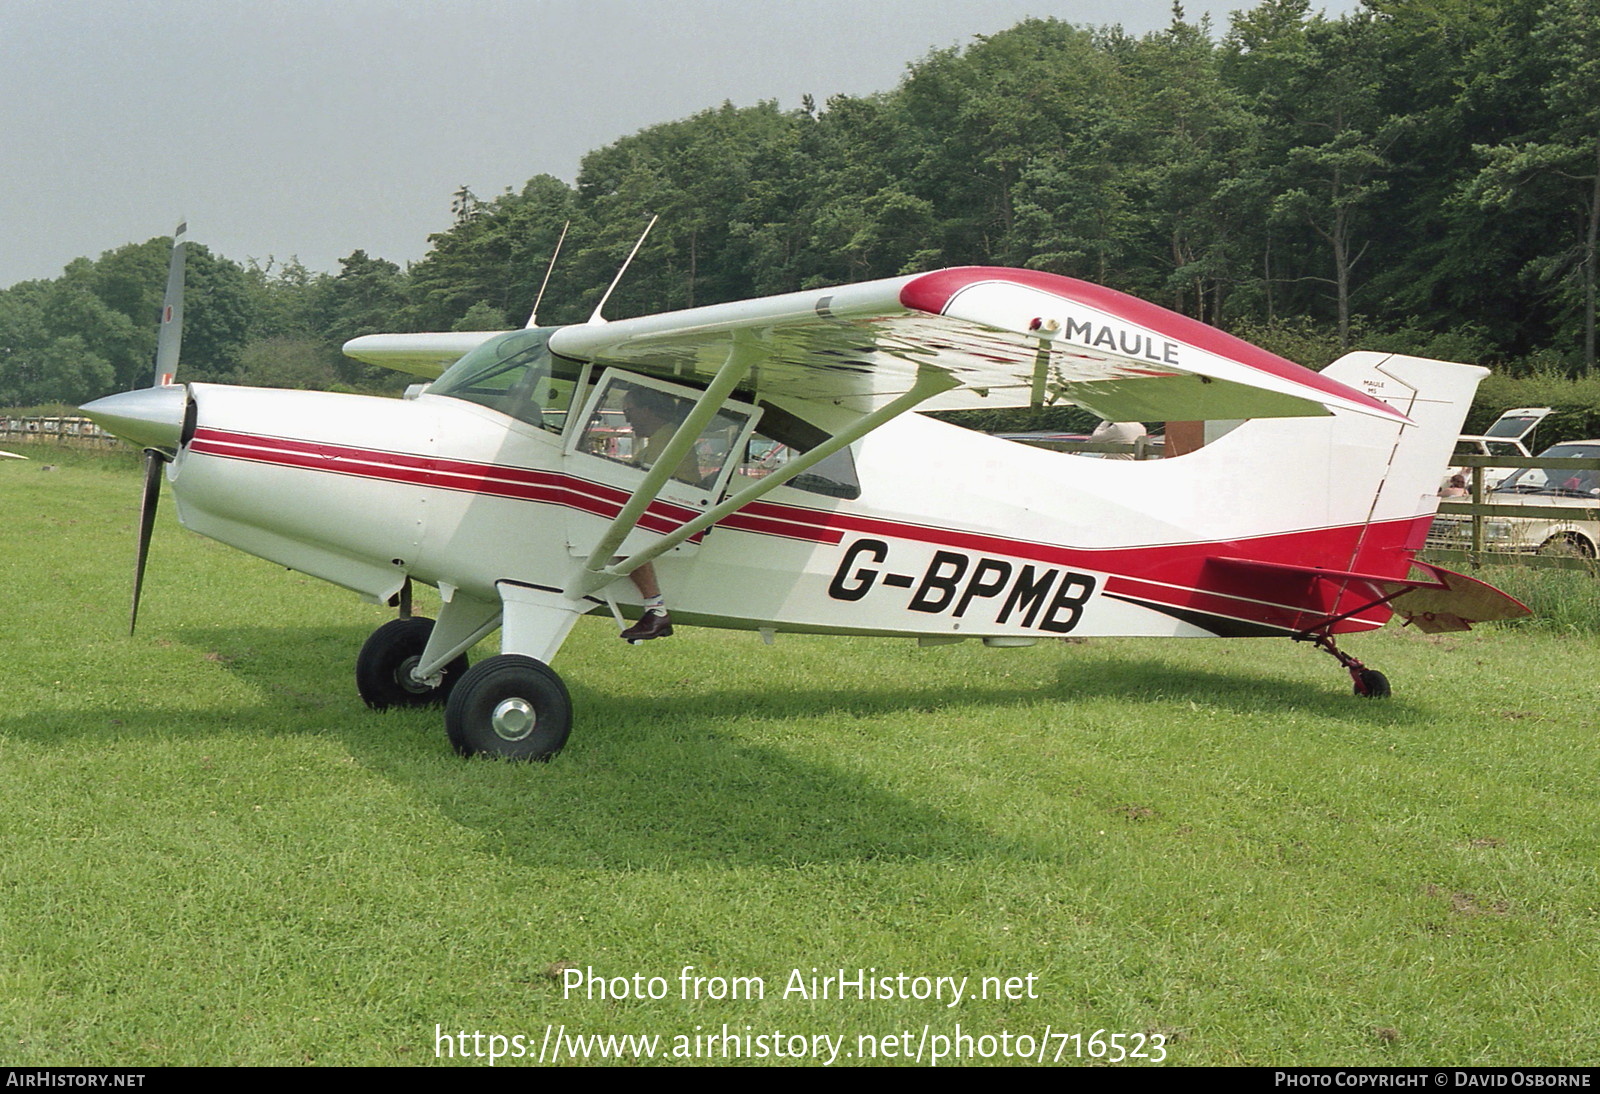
444,654,572,761
355,617,469,710
1538,533,1596,558
1354,668,1391,699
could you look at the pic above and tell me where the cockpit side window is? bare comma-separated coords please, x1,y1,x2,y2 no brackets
429,329,584,434
575,379,743,490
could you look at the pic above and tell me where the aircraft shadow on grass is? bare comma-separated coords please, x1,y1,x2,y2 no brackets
8,624,1423,869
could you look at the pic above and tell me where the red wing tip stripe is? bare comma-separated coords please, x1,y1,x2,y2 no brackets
899,266,1403,419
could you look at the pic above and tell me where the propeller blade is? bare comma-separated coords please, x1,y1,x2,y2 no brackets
130,448,165,634
153,223,186,387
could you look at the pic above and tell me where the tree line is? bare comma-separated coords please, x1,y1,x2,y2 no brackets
2,0,1595,412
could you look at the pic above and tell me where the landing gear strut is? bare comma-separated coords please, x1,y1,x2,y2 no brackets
1298,632,1391,699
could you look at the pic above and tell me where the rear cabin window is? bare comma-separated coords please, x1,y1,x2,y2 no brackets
736,402,861,500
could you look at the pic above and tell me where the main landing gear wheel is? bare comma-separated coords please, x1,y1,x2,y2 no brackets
355,617,469,710
444,654,572,761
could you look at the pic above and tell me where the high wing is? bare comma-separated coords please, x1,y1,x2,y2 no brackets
546,267,1408,423
345,267,1406,425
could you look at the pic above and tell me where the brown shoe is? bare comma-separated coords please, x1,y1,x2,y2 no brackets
620,609,673,642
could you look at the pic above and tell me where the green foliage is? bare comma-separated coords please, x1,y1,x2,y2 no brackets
235,337,343,391
1222,314,1492,372
451,301,510,331
244,257,322,341
929,402,1103,436
1463,0,1600,371
407,174,576,330
1470,367,1600,442
6,0,1597,407
1475,563,1600,634
177,247,254,382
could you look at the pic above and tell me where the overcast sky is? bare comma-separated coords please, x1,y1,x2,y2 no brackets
1,0,1360,290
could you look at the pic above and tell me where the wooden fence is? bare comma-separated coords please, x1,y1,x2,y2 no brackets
1424,453,1600,571
0,415,121,449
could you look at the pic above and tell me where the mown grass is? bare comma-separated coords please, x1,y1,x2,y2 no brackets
3,453,1599,1066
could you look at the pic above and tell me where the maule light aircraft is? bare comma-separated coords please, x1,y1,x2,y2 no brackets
83,225,1527,760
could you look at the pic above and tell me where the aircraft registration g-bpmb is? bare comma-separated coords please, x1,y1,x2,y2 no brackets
83,229,1528,761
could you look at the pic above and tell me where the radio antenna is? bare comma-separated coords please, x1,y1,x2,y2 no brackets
588,214,658,325
525,219,569,328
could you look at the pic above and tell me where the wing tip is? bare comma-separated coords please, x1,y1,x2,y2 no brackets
901,266,1411,423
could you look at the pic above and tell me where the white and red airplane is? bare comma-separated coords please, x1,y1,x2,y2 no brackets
83,230,1527,760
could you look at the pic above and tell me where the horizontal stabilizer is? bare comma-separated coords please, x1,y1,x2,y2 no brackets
1213,557,1530,634
1383,564,1532,634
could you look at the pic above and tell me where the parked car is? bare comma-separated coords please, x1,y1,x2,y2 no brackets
1428,440,1600,557
1444,406,1552,490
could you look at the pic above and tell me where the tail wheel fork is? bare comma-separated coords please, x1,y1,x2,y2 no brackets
1297,632,1391,699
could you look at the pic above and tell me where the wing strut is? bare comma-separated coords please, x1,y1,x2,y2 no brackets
566,362,959,599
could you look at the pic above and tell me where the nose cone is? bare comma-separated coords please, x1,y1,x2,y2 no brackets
81,385,188,451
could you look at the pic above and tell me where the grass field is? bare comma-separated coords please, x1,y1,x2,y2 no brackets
3,451,1599,1066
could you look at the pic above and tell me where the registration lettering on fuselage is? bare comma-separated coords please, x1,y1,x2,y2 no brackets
827,536,1098,633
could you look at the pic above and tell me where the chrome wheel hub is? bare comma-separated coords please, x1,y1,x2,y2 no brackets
491,697,537,741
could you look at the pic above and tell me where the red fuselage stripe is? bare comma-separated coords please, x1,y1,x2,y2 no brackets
189,429,699,536
188,427,1424,630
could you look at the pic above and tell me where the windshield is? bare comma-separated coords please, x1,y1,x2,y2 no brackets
1495,444,1600,497
429,328,583,433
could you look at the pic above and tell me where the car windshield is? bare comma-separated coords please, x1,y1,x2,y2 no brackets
429,328,583,433
1495,444,1600,497
1485,415,1542,440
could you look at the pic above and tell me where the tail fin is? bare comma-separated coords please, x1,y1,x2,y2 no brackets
1318,350,1488,527
1193,350,1486,536
1149,350,1488,612
1181,351,1492,632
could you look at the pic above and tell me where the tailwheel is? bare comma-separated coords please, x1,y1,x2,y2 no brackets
444,654,572,761
1297,631,1392,700
1352,667,1391,699
355,617,469,710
